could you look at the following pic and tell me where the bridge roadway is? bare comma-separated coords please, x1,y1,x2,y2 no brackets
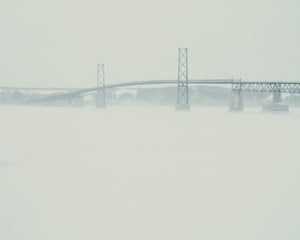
28,79,300,103
29,79,235,102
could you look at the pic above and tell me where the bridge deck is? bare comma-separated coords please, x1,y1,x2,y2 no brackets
29,79,235,102
26,80,300,103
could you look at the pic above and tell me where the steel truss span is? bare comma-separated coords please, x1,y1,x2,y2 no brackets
232,82,300,93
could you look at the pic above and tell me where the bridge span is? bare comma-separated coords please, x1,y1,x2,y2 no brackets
29,79,235,103
28,79,300,112
25,48,300,112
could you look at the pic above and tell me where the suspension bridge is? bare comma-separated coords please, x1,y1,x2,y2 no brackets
5,48,300,111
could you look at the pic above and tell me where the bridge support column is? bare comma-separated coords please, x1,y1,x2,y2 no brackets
229,91,243,112
262,91,289,112
96,64,106,108
273,92,281,103
175,48,190,111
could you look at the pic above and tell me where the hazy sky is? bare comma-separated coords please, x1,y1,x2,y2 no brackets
1,0,299,87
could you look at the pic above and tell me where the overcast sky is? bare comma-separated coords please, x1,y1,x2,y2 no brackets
1,0,299,87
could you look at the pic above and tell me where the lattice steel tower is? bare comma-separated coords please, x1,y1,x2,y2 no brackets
176,48,190,111
96,63,106,108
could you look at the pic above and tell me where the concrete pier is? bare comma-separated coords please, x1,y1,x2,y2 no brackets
262,91,289,112
229,91,244,112
273,92,281,103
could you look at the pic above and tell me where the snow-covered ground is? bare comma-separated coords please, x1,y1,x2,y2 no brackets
0,106,299,240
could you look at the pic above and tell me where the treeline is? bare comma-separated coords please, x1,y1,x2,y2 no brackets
0,86,299,107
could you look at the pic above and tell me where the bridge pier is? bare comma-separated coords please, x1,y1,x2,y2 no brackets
175,48,190,111
229,91,244,112
262,91,289,112
273,92,281,103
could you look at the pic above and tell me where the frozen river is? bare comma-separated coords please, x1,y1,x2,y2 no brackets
0,106,299,240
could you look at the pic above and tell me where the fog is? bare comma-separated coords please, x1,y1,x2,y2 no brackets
1,0,300,239
1,106,300,239
1,0,300,88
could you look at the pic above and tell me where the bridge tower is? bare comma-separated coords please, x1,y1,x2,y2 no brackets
96,63,106,108
175,48,190,111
